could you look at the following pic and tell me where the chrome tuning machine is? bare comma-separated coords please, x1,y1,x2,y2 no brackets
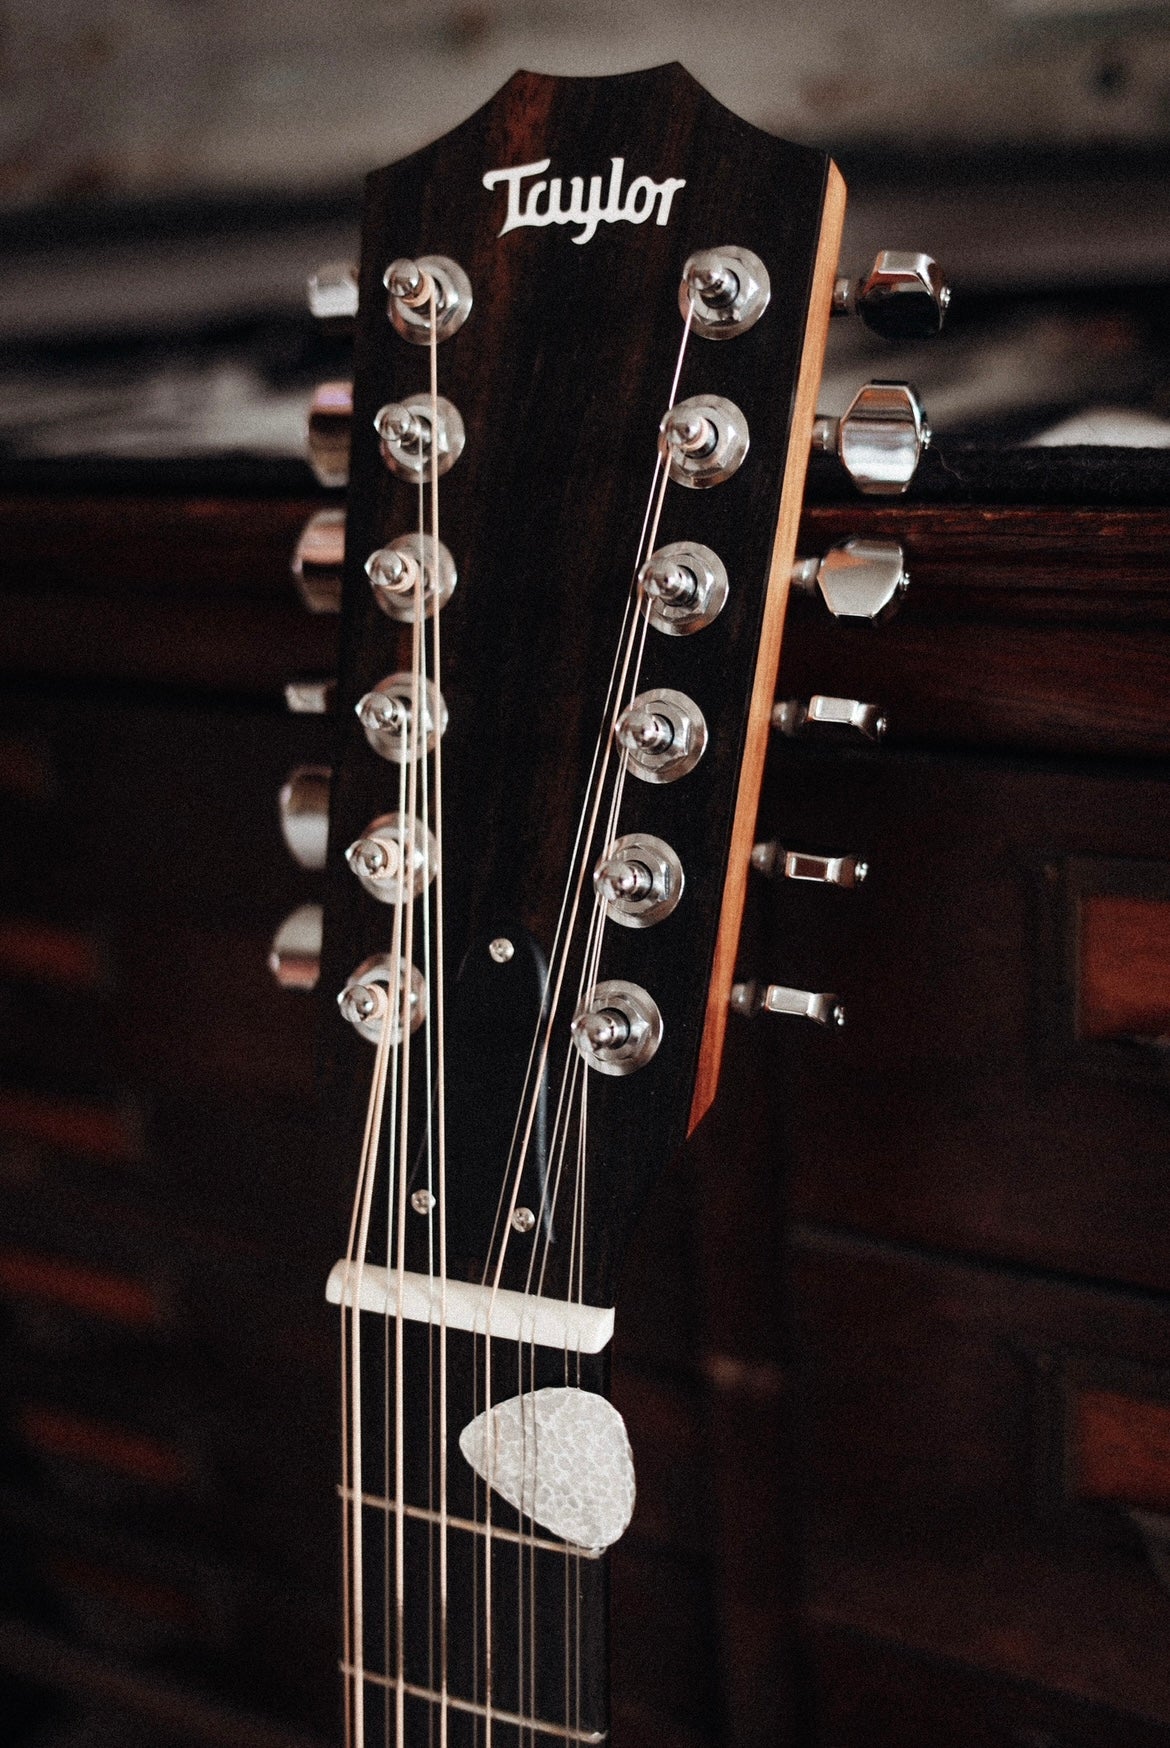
338,956,427,1043
833,252,949,341
366,532,457,622
384,255,473,344
291,508,345,613
278,766,331,870
307,381,353,488
284,678,335,716
307,261,359,331
639,542,728,635
731,981,844,1028
659,395,749,489
790,538,908,622
345,814,437,905
268,904,323,991
355,675,447,763
571,981,663,1076
594,833,684,928
772,695,887,742
751,841,867,889
374,394,465,482
680,246,770,339
812,382,929,497
615,688,707,783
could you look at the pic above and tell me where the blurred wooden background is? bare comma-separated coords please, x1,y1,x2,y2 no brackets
4,451,1170,1744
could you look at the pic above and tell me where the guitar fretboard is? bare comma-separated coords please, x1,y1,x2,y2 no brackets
347,1322,611,1745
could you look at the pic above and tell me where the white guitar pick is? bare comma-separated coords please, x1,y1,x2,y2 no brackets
459,1386,635,1551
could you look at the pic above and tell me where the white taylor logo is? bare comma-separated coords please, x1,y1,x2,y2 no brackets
482,157,686,247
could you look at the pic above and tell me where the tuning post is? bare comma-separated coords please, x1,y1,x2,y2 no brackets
594,832,684,928
350,835,401,881
751,841,867,888
339,979,387,1029
660,394,749,488
833,252,949,341
279,766,331,870
386,258,433,307
385,254,473,343
338,955,427,1043
681,246,770,339
366,532,457,621
358,691,405,735
308,261,359,329
268,904,323,991
773,695,887,741
367,543,420,599
615,687,707,783
307,381,353,487
790,538,908,622
356,675,447,762
571,980,663,1076
730,980,844,1027
346,813,437,904
812,382,929,496
375,393,465,481
639,541,728,635
291,508,345,613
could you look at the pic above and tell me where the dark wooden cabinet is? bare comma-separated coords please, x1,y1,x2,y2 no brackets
4,461,1170,1745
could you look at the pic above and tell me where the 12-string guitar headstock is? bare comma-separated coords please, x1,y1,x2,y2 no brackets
273,65,946,1306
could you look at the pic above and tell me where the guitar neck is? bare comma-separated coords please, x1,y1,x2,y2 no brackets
350,1325,610,1746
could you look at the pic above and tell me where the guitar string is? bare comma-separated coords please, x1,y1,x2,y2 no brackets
347,738,410,1748
392,286,452,1747
531,398,674,1334
414,419,436,1748
520,298,693,1746
489,298,693,1312
349,283,694,1747
518,295,692,1318
473,299,696,1747
474,285,694,1294
478,543,647,1745
389,466,428,1748
471,388,685,1743
385,722,412,1748
348,281,446,1748
424,292,453,1748
409,457,431,1748
341,976,392,1748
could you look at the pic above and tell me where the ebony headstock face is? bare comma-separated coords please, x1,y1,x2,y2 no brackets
320,64,844,1305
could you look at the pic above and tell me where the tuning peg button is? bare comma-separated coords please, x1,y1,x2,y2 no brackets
292,508,345,612
791,538,907,621
833,252,949,340
268,904,323,991
751,842,867,887
308,261,358,329
773,696,887,741
284,678,335,715
812,382,929,496
731,980,844,1027
279,766,331,869
307,381,353,487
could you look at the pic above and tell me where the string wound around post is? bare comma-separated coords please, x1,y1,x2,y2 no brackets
384,254,473,344
681,246,770,339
